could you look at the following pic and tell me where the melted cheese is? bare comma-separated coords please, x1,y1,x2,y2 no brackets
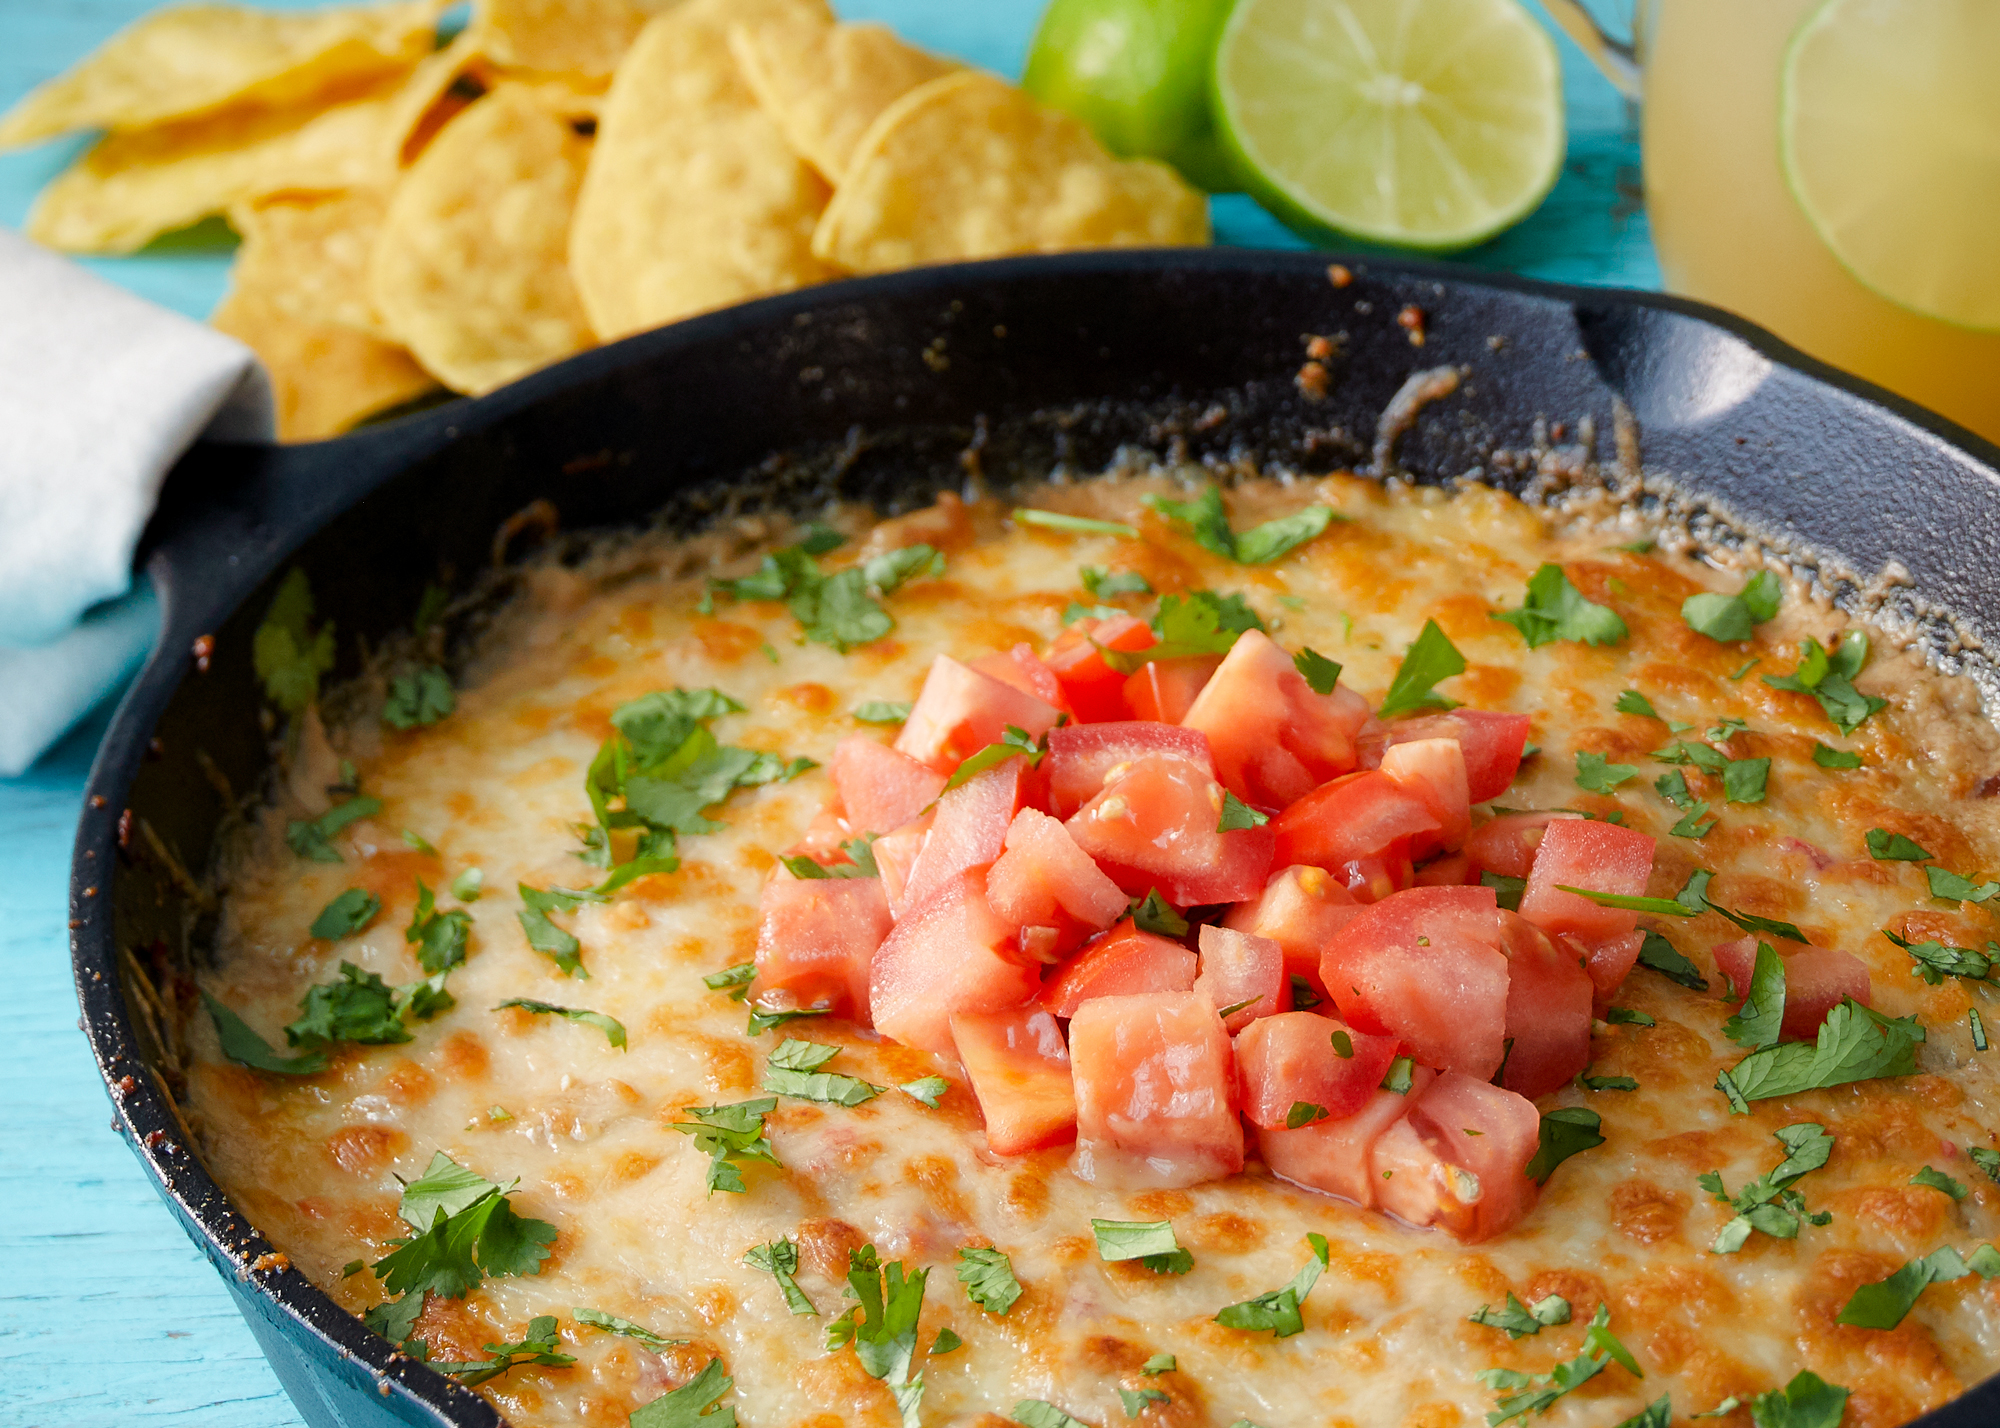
186,472,2000,1428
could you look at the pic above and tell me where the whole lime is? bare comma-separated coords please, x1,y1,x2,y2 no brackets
1023,0,1238,191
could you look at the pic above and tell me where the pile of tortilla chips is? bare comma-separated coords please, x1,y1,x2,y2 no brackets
4,0,1209,440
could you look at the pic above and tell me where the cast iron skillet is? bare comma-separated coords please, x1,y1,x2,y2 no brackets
69,249,2000,1428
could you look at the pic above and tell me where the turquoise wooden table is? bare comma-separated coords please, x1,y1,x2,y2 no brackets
0,2,1657,1422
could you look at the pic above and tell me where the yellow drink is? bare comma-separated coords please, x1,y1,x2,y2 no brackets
1640,0,2000,445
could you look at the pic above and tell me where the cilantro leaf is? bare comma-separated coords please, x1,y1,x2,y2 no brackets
1118,1388,1169,1417
429,1314,573,1386
496,998,626,1048
670,1098,780,1194
744,1236,816,1315
203,991,329,1075
631,1358,737,1428
1376,620,1466,718
832,1247,928,1389
1881,927,1992,985
1526,1107,1604,1184
1287,1101,1331,1128
405,878,471,974
1469,1293,1571,1339
1605,1007,1655,1026
1723,942,1787,1049
1218,791,1269,831
1722,757,1770,804
1616,690,1661,719
1682,570,1782,642
1615,1399,1673,1428
1912,1165,1968,1200
1144,484,1234,557
1813,743,1863,770
1082,566,1153,598
1141,1354,1176,1375
900,1076,949,1106
1481,870,1526,911
287,963,412,1052
1379,1055,1416,1094
1102,590,1265,674
746,1005,828,1035
1867,828,1932,861
518,883,593,976
383,666,454,730
1670,801,1717,839
1493,564,1627,649
940,724,1045,794
573,1307,683,1350
1748,1371,1848,1428
958,1245,1023,1314
1235,505,1338,564
1970,1147,2000,1183
1092,1219,1192,1275
1129,889,1188,936
1925,865,2000,904
1293,646,1343,695
1014,1402,1094,1428
703,962,755,994
253,568,335,714
1580,1071,1639,1091
310,888,380,940
361,1293,425,1345
763,1064,884,1107
371,1153,554,1304
1575,751,1638,792
1214,1233,1329,1337
450,867,483,901
711,534,938,652
1014,508,1139,537
1720,999,1926,1106
1763,633,1888,734
1975,1010,1991,1052
854,701,911,725
1704,1123,1835,1253
285,794,382,863
1837,1243,2000,1331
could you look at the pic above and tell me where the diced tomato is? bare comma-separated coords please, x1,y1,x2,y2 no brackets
751,874,893,1023
1371,1072,1541,1242
871,812,931,917
1320,885,1510,1079
899,758,1029,912
1045,721,1214,819
1222,864,1362,1001
1464,811,1582,880
971,644,1075,718
1378,737,1471,857
1270,770,1439,884
1122,655,1222,724
1234,1010,1401,1128
1066,754,1274,906
785,801,855,863
1495,912,1592,1099
950,1005,1077,1154
1256,1068,1437,1206
831,735,946,836
894,654,1063,774
1414,853,1477,887
1571,930,1645,1008
986,808,1129,957
1712,935,1871,1041
870,868,1041,1053
1193,925,1290,1031
1181,629,1372,809
1043,615,1156,723
1039,920,1198,1018
1069,991,1244,1188
1339,853,1415,903
1386,710,1533,804
1518,818,1657,944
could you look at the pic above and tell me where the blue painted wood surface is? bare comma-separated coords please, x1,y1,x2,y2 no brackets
0,2,1658,1422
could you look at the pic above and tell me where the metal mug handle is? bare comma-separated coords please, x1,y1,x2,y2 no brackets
1536,0,1643,100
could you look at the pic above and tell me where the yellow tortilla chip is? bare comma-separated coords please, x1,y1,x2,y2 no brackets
482,67,607,123
569,0,838,340
731,16,956,184
211,283,437,442
813,71,1210,275
0,0,444,149
379,27,485,168
228,188,391,338
472,0,671,82
369,86,596,395
26,81,402,254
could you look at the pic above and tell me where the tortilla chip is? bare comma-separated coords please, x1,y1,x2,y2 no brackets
731,16,956,184
211,283,437,441
483,67,607,123
0,0,444,149
26,81,402,254
369,85,595,395
378,27,487,169
813,71,1210,274
569,0,838,339
229,188,391,337
472,0,673,81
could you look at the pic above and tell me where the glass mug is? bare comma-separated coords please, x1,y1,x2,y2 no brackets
1542,0,2000,446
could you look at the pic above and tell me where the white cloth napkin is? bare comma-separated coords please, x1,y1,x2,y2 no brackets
0,226,273,775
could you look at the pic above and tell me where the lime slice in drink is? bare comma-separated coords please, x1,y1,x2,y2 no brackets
1781,0,2000,331
1211,0,1564,251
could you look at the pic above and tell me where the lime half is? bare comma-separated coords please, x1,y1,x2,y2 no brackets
1212,0,1564,251
1781,0,2000,332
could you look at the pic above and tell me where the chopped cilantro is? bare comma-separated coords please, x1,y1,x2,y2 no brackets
1145,484,1340,564
286,963,413,1052
253,568,335,714
746,1005,829,1035
931,1328,963,1354
1478,1305,1638,1424
1700,1123,1834,1253
369,1153,555,1315
958,1245,1023,1314
401,829,439,856
900,1076,950,1107
1812,743,1863,770
1723,942,1787,1049
826,1245,928,1400
1881,927,1992,984
203,992,328,1075
1526,1107,1604,1184
1218,791,1268,831
1129,889,1188,936
1718,999,1925,1107
1747,1372,1848,1428
1092,1219,1192,1275
1763,631,1888,734
1293,646,1343,695
496,998,626,1048
1214,1233,1329,1337
383,666,454,730
744,1237,816,1315
631,1358,737,1428
1866,828,1932,861
1604,1006,1656,1027
670,1098,780,1194
429,1314,573,1386
450,867,484,901
1722,757,1770,804
1468,1293,1571,1339
1925,865,2000,904
1141,1354,1176,1375
1329,1029,1354,1056
1287,1101,1331,1128
1616,690,1673,721
1682,570,1782,642
1290,974,1323,1011
1064,602,1126,625
1974,1011,1990,1053
1837,1245,2000,1329
406,878,471,974
1575,751,1638,792
703,962,755,995
517,883,595,976
1481,870,1526,911
1014,508,1139,537
1580,1071,1639,1091
762,1041,884,1108
1215,996,1259,1019
1379,1055,1416,1094
1970,1146,2000,1182
1013,1402,1093,1428
1637,932,1706,991
573,1307,683,1350
1614,1398,1673,1428
940,724,1045,795
1376,620,1466,718
854,701,911,725
712,529,940,652
309,888,380,940
1912,1165,1969,1200
285,794,382,863
1119,1388,1169,1417
1102,589,1265,674
1670,801,1718,839
1082,566,1153,599
1492,564,1627,649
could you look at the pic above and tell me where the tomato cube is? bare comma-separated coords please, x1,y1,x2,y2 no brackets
894,654,1063,774
1518,817,1657,944
1573,929,1645,1008
1234,1010,1400,1128
1222,864,1363,1001
1495,912,1592,1099
1414,852,1477,887
1122,655,1222,724
1181,629,1372,809
1066,754,1274,906
870,868,1041,1053
1371,1072,1541,1242
1046,721,1214,819
971,643,1075,718
751,873,893,1023
950,1005,1077,1154
899,757,1030,912
1069,991,1244,1188
1194,924,1290,1031
831,735,947,836
1712,935,1871,1041
1039,920,1198,1018
1377,737,1470,857
986,808,1130,956
1043,615,1156,723
1271,770,1440,884
1385,710,1533,804
1320,885,1511,1079
871,811,931,917
1256,1068,1437,1206
1465,811,1582,880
